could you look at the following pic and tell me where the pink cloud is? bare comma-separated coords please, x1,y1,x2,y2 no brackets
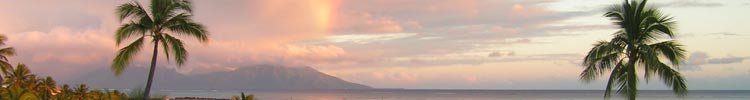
372,71,386,80
463,75,478,84
332,12,420,33
490,26,519,34
2,27,116,79
7,27,115,62
370,71,418,82
284,45,347,63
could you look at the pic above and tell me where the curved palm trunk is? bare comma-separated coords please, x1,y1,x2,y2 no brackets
143,39,159,100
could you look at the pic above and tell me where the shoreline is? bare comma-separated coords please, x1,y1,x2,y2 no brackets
170,97,229,100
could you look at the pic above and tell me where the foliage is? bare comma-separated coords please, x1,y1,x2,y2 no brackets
126,86,167,100
0,34,134,100
0,63,129,100
230,92,255,100
0,36,128,100
580,0,687,100
0,34,15,84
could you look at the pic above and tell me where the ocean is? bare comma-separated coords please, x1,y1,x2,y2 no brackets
158,89,750,100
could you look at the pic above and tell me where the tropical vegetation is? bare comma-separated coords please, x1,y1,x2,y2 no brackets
230,92,255,100
580,0,688,100
0,63,130,100
0,34,134,100
112,0,208,99
0,34,15,83
126,86,168,100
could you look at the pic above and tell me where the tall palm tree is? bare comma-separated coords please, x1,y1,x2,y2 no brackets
580,0,687,100
0,34,16,83
113,0,208,99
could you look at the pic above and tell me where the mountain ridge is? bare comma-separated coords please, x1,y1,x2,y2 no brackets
68,65,372,90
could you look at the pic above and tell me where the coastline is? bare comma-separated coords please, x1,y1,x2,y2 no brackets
161,89,750,100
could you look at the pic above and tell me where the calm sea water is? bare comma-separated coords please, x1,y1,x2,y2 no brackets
159,89,750,100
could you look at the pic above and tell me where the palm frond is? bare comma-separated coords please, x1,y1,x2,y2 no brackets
0,61,12,76
641,43,687,97
150,0,169,23
0,47,16,63
654,62,688,97
116,2,151,22
603,60,625,99
174,0,193,13
649,41,686,66
161,36,172,63
605,5,626,28
581,40,625,82
0,47,15,57
0,35,6,46
115,22,150,46
634,0,649,20
151,0,193,24
638,44,658,82
165,15,209,42
641,9,677,39
163,34,187,66
111,37,145,76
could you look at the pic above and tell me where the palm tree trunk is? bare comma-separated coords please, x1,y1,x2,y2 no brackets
626,56,638,100
143,39,159,100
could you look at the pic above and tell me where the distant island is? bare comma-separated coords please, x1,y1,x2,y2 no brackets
70,65,372,90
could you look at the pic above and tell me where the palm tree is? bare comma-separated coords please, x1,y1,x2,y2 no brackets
580,0,687,99
0,34,16,83
37,76,57,100
87,89,106,100
5,64,34,87
112,0,208,99
230,92,255,100
104,89,128,100
2,86,39,100
74,84,89,100
55,84,76,100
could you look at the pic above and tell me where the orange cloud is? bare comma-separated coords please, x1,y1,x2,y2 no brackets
2,27,117,79
491,26,519,34
370,71,418,82
310,0,340,33
8,27,115,64
510,4,547,17
285,45,347,62
463,75,478,84
332,12,411,33
240,0,342,43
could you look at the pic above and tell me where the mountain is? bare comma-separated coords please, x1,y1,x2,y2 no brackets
67,65,372,90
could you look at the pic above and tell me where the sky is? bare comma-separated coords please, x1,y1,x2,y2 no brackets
0,0,748,90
